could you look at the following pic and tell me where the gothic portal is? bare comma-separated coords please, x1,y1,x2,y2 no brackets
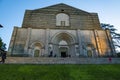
8,3,115,57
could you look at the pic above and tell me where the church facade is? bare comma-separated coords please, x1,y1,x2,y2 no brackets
8,3,115,57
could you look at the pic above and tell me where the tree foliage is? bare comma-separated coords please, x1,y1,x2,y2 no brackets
0,37,6,50
101,23,120,52
0,24,6,50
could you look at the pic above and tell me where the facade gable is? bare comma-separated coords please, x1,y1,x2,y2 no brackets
22,3,101,29
33,3,90,15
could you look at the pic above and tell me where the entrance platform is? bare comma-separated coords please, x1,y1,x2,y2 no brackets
4,57,120,64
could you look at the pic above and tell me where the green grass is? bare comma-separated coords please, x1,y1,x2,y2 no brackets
0,64,120,80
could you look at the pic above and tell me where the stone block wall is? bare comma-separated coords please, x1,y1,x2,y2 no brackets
8,27,114,57
22,3,101,30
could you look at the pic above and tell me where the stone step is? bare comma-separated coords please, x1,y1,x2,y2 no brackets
3,57,120,64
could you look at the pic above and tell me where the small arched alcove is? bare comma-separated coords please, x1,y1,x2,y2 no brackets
30,42,44,57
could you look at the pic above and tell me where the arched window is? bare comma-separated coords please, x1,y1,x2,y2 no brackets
56,13,69,26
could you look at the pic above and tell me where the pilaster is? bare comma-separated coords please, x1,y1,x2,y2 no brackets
77,29,83,56
8,27,18,55
24,28,31,55
93,30,100,57
105,29,116,56
45,28,50,56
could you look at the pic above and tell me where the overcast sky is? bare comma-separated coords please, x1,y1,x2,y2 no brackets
0,0,120,50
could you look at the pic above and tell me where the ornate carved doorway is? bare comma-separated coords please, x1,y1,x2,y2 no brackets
51,32,76,57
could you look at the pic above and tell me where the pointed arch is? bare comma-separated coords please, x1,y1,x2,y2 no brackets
50,31,76,57
51,31,76,44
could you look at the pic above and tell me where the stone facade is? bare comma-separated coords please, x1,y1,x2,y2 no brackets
8,3,115,57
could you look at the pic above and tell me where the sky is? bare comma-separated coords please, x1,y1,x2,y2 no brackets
0,0,120,50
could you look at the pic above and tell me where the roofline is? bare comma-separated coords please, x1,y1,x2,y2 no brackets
28,3,91,14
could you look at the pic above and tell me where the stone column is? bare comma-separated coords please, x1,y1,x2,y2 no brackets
77,29,83,56
45,28,50,56
54,44,59,57
76,30,79,56
93,30,100,57
105,29,116,56
24,28,31,56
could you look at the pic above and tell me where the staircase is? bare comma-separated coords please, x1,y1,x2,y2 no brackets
4,57,120,64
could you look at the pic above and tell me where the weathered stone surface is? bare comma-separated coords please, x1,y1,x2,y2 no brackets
8,3,115,58
22,3,101,29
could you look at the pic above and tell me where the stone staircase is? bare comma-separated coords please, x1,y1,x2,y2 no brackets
4,57,120,64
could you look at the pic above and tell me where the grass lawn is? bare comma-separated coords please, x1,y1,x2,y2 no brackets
0,64,120,80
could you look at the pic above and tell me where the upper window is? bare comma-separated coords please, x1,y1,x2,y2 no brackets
56,13,69,26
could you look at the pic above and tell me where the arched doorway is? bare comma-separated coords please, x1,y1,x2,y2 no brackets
33,43,42,57
86,44,93,57
59,40,69,57
51,32,76,57
30,42,43,57
34,47,41,57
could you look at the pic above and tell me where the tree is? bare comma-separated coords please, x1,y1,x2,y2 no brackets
0,37,3,48
101,23,120,53
0,37,6,50
0,24,6,50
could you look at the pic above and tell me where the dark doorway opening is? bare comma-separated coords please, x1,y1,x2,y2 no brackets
61,52,66,57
